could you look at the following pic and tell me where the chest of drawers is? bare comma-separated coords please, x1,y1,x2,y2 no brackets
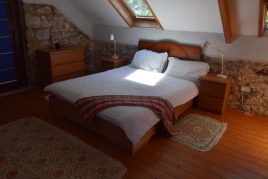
37,47,85,86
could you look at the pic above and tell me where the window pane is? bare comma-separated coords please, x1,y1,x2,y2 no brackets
0,37,13,53
0,53,14,70
122,0,153,17
0,2,8,19
0,68,17,84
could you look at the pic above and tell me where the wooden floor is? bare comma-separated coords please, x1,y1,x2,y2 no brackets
1,89,268,179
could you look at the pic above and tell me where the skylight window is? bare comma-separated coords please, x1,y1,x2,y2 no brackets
108,0,162,29
122,0,154,18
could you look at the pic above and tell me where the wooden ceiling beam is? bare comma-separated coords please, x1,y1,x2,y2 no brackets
218,0,233,43
258,0,265,37
108,0,134,27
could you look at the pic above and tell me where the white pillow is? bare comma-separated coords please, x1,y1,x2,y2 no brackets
164,57,210,82
130,49,168,73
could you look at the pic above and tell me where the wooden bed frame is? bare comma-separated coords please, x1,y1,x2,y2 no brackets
48,40,202,154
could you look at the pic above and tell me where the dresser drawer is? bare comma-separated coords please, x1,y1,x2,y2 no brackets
52,71,84,82
198,95,224,113
51,62,84,77
50,49,83,66
38,48,85,86
199,81,226,98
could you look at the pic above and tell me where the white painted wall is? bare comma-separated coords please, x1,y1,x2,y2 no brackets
93,25,268,62
23,0,94,37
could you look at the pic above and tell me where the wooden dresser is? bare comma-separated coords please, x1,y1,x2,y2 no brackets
37,47,85,86
198,73,232,114
100,57,128,71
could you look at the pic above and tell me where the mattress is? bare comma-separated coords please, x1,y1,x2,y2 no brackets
45,66,199,144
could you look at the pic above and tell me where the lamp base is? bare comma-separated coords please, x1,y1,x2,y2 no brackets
217,73,227,79
112,55,119,59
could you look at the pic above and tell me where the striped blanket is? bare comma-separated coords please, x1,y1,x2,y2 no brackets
75,95,176,134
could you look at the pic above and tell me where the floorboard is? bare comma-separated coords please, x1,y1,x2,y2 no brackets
1,89,268,178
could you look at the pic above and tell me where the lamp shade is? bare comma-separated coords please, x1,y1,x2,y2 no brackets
202,41,211,49
202,41,222,54
110,33,114,41
202,41,226,78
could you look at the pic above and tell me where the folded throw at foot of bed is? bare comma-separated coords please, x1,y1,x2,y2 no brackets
75,95,176,134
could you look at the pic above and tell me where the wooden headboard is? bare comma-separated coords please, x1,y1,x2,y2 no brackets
138,40,202,61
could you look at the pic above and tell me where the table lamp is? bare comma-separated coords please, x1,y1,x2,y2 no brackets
203,41,226,78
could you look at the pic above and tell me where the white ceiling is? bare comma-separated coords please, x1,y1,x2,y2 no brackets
23,0,261,36
68,0,128,28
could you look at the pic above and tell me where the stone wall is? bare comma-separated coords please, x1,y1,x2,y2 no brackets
93,41,268,116
206,58,268,116
24,4,96,84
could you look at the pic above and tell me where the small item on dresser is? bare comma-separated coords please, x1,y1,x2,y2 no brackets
54,42,61,49
198,73,231,114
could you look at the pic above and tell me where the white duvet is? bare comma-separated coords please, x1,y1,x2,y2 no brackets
45,66,198,144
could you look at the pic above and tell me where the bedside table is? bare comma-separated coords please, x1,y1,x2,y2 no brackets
100,57,128,71
197,73,232,114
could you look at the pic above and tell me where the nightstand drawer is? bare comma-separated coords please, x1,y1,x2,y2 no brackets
199,81,226,98
101,60,118,69
101,57,128,71
198,95,224,113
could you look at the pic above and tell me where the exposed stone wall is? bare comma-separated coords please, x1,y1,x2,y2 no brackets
93,41,268,116
24,4,96,84
205,58,268,116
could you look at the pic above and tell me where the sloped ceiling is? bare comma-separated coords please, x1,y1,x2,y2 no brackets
68,0,128,28
148,0,223,33
69,0,224,33
23,0,260,36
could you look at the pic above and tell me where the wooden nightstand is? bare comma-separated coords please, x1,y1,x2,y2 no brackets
37,47,85,86
197,73,232,114
100,57,128,71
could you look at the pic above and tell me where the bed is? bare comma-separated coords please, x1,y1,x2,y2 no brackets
45,40,202,154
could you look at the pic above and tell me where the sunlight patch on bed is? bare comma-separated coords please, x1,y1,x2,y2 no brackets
124,70,164,86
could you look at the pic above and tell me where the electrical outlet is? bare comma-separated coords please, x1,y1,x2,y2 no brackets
241,86,251,93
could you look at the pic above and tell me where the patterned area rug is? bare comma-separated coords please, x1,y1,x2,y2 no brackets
172,114,227,152
0,117,126,178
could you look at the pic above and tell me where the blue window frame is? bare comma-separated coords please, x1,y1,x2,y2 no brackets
0,1,17,84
